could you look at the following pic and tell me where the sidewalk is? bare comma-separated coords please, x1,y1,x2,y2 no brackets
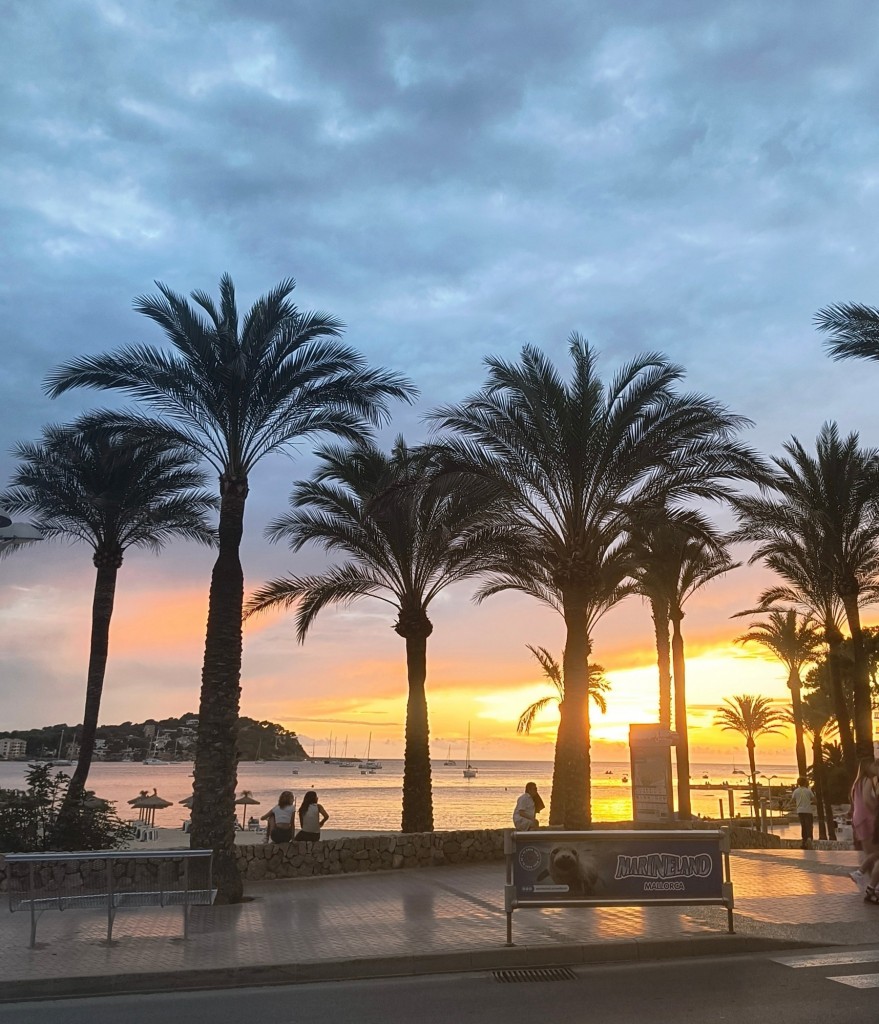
2,848,876,1001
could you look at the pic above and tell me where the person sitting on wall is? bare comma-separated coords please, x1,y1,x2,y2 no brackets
513,781,545,830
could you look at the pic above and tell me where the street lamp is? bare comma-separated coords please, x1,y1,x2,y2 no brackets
733,768,761,829
760,774,778,828
0,514,43,555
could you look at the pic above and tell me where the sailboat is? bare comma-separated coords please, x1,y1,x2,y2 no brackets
462,725,477,778
49,727,74,766
339,735,356,768
143,735,165,765
362,732,382,771
443,743,456,766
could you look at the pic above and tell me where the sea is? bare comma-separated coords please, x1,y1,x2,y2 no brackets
0,758,801,831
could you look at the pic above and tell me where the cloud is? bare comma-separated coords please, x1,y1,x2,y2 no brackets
3,0,879,739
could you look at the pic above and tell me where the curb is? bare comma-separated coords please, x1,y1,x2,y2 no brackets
1,934,822,1003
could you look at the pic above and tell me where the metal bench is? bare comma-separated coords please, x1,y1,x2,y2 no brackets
5,849,215,947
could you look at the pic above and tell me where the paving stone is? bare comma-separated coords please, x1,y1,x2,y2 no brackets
0,848,873,993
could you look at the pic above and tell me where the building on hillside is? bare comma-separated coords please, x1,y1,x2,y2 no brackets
0,738,27,759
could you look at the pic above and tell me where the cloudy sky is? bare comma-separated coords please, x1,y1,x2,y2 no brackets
3,1,879,762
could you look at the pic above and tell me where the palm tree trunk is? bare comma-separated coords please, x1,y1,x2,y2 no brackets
670,615,691,820
57,556,120,830
788,669,808,778
747,739,760,831
839,594,875,761
652,596,672,730
191,481,246,904
401,632,434,833
826,634,857,776
550,594,592,829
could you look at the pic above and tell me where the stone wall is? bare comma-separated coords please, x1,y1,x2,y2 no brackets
0,853,209,897
236,828,506,881
2,824,851,892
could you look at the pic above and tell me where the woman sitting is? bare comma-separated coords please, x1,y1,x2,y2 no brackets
262,790,296,843
295,790,329,841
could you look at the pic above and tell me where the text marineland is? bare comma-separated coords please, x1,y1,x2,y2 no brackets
613,852,714,881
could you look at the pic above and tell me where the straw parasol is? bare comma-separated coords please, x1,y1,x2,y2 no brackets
128,788,172,826
179,794,194,809
82,791,110,810
128,790,151,822
234,789,260,828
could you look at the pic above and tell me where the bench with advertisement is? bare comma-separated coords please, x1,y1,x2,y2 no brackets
5,848,215,947
504,828,734,944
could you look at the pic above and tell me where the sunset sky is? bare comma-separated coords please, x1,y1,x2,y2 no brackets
3,2,879,764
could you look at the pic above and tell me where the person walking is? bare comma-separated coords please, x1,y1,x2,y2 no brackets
512,781,544,831
849,759,879,897
295,789,329,841
262,790,296,843
788,777,817,849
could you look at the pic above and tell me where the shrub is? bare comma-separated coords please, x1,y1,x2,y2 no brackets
0,763,135,853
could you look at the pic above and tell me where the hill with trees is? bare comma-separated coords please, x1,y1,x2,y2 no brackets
0,714,309,763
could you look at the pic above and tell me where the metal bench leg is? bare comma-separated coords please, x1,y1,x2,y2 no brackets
182,859,190,941
28,864,37,948
106,861,116,944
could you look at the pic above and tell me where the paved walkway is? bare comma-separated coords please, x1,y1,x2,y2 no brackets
2,849,877,1000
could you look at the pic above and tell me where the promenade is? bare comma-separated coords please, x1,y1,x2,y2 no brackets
3,846,877,1002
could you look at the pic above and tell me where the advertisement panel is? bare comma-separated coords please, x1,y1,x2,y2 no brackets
511,830,725,904
629,724,675,824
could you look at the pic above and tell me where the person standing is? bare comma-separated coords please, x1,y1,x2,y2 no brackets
789,777,817,849
295,789,329,841
513,781,544,831
262,790,296,843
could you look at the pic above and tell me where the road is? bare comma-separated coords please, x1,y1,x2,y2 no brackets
3,947,878,1023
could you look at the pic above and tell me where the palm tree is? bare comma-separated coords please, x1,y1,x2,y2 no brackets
732,423,879,763
815,302,879,363
730,509,857,776
714,695,788,830
734,609,823,777
245,439,510,833
432,336,762,827
44,274,414,900
516,645,611,736
631,510,738,818
0,416,215,826
798,691,839,840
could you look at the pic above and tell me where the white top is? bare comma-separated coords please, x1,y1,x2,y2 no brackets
513,792,537,830
270,804,296,826
791,786,816,814
300,803,322,832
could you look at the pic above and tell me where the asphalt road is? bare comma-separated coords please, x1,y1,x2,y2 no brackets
4,947,879,1024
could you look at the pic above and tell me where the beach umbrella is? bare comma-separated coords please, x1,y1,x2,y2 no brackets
179,794,194,809
128,790,152,822
82,791,109,810
234,789,260,828
131,789,173,826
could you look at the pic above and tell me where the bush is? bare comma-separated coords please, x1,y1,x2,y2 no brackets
0,763,136,853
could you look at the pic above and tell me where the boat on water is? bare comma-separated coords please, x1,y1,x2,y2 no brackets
443,743,456,766
361,732,382,771
142,757,165,765
463,725,477,779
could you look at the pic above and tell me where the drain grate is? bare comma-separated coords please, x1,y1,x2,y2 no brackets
493,967,577,984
